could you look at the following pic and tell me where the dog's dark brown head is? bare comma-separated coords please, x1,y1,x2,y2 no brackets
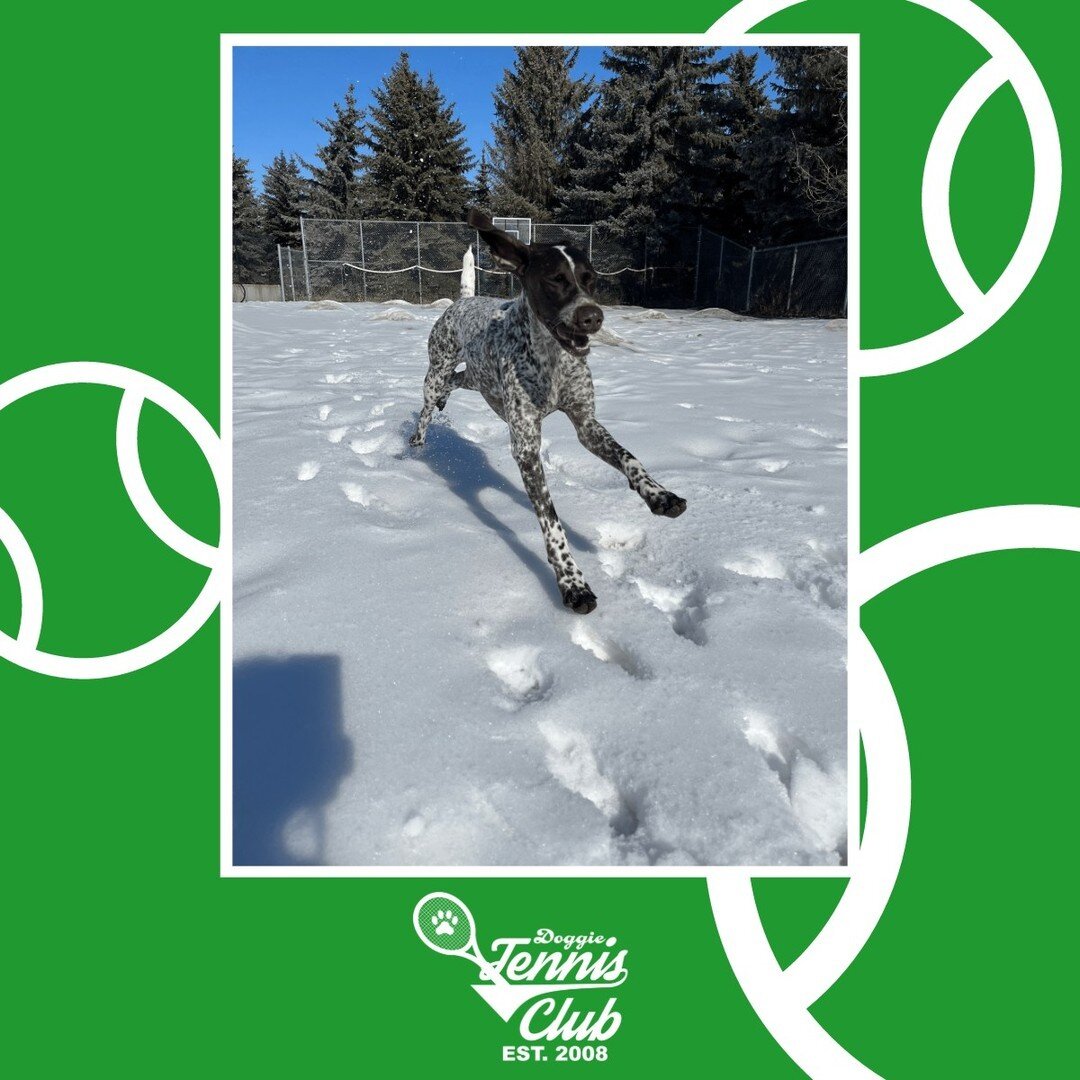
468,209,604,357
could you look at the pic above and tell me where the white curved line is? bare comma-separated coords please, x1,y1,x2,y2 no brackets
0,505,44,647
0,362,222,495
0,361,222,680
705,0,807,35
0,564,220,679
856,503,1080,606
709,504,1079,1076
858,0,1062,375
116,391,217,568
708,0,1062,379
710,871,885,1079
923,58,1007,312
780,631,910,1008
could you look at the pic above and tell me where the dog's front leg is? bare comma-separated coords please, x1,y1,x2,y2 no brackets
568,412,687,518
510,418,597,614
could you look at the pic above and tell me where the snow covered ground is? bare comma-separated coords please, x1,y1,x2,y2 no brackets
232,300,847,867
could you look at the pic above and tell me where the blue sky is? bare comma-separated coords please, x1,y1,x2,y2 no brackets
233,46,772,190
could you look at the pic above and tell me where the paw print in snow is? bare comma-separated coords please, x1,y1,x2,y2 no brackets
433,910,458,936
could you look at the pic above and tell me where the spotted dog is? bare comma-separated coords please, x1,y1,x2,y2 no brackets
410,210,686,615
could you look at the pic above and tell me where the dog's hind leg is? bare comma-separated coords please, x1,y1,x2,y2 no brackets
410,356,458,448
437,367,467,410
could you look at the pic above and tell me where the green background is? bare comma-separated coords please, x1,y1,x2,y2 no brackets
2,1,1075,1076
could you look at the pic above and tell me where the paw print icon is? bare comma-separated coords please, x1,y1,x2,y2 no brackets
433,910,459,936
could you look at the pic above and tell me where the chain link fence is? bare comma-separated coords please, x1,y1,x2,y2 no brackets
258,219,846,317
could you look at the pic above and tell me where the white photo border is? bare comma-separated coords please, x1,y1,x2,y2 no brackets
220,28,862,880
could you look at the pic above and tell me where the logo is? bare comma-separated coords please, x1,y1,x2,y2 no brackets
413,892,625,1059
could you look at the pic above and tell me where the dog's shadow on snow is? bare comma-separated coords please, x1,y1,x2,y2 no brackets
405,419,595,609
233,654,353,866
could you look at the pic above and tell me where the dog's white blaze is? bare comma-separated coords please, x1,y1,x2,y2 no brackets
554,244,592,326
554,245,579,285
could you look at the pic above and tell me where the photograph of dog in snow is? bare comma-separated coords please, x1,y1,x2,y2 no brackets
231,45,849,868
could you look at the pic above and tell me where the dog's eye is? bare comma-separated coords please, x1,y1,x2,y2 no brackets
581,272,595,288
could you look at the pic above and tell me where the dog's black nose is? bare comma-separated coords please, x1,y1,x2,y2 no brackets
574,305,604,334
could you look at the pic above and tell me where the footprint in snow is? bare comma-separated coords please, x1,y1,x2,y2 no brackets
403,814,426,838
570,622,651,680
340,482,371,507
722,553,786,581
486,646,551,707
350,434,388,456
757,458,790,474
297,461,321,481
596,522,645,551
632,577,710,646
538,721,638,837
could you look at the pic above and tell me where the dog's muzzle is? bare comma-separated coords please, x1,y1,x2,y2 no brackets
552,304,604,356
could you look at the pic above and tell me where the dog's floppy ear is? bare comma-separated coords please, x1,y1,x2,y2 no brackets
467,208,528,275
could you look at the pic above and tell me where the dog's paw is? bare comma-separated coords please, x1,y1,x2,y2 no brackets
408,432,425,448
650,492,687,518
562,584,598,615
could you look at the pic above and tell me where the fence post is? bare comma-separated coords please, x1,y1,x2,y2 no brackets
745,246,756,313
287,248,296,301
693,225,702,308
358,220,368,302
299,216,312,300
717,235,726,303
277,245,286,302
643,234,649,307
786,246,799,313
843,239,848,317
416,223,424,304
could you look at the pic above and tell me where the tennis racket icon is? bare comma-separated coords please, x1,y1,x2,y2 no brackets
413,892,509,986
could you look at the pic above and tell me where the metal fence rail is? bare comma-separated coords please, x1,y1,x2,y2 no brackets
262,219,847,317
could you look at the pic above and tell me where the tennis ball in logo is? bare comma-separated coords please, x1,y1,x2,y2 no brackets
0,363,221,679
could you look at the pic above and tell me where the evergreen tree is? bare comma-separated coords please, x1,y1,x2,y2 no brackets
759,46,848,240
303,84,366,219
489,47,593,219
260,151,307,247
361,52,473,220
232,154,266,280
557,47,722,236
696,49,770,241
471,147,494,215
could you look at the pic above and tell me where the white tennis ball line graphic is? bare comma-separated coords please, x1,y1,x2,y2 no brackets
710,0,1062,378
0,361,221,680
703,2,1068,1079
0,4,1066,1078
